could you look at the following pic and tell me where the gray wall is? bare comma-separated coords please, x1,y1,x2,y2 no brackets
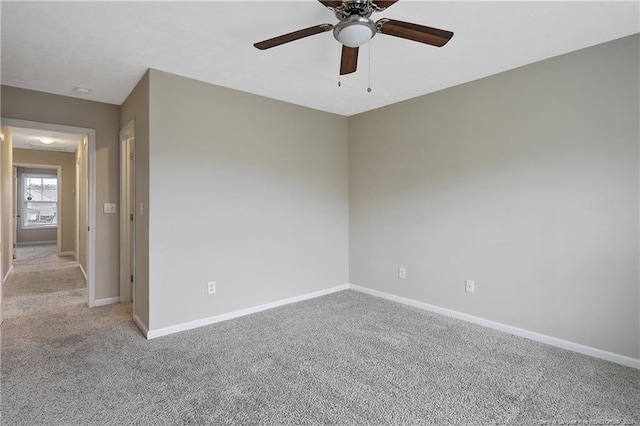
14,153,76,252
120,71,150,327
349,35,640,359
146,69,349,330
1,86,121,300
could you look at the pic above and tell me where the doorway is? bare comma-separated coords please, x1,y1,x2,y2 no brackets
13,164,63,256
1,118,97,307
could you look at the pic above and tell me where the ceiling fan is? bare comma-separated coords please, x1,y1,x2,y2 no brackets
254,0,454,76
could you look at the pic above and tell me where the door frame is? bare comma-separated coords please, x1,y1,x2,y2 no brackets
119,120,135,306
13,166,17,259
1,118,97,307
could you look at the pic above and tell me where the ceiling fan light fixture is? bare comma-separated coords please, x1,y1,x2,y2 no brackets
333,16,376,48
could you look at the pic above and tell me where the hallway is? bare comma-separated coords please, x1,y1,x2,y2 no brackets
1,244,137,424
2,242,131,336
1,243,132,372
3,243,86,320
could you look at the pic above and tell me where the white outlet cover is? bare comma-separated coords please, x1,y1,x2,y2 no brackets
207,281,216,295
465,280,475,294
103,203,116,214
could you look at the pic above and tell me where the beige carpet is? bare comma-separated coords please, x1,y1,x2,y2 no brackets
3,244,87,320
2,251,133,367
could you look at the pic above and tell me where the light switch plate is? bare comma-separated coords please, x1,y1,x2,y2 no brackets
398,268,406,279
103,203,116,214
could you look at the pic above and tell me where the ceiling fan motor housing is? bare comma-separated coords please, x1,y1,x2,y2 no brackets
334,0,376,19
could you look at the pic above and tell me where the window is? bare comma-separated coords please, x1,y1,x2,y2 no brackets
23,174,58,228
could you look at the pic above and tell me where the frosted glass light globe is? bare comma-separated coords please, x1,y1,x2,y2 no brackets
334,16,376,48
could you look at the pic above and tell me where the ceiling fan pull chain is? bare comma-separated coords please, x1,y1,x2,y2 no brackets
338,43,342,87
367,41,372,93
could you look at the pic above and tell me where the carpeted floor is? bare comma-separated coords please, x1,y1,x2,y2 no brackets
2,246,639,425
2,244,86,320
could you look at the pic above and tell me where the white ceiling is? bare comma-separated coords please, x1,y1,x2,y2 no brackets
1,1,638,117
9,127,82,153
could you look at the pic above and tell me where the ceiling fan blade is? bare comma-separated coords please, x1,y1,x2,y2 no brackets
377,19,453,47
318,1,343,8
372,1,399,9
254,24,333,50
340,45,359,75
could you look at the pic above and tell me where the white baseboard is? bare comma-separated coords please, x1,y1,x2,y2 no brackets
94,296,120,307
146,284,350,340
133,314,149,338
79,264,87,281
2,265,14,286
347,284,640,370
17,241,56,246
59,251,76,258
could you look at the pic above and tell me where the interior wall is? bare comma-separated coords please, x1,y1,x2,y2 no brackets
1,86,121,300
15,166,57,244
120,70,150,328
349,34,640,359
1,127,13,283
147,69,349,331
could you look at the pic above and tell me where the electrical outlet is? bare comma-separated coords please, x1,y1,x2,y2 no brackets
398,268,406,279
207,281,216,295
465,280,475,294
